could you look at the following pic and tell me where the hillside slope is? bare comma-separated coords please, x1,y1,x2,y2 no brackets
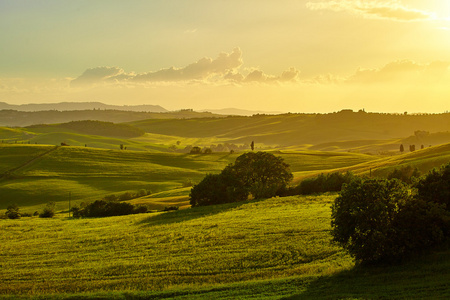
129,111,450,149
2,143,450,211
1,195,449,299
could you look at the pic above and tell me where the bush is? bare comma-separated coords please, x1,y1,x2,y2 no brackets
163,206,179,211
297,171,354,195
5,204,21,219
71,200,148,218
387,165,421,184
39,202,56,218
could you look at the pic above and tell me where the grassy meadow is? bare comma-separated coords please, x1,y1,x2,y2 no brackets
0,143,380,211
1,113,450,299
1,195,449,299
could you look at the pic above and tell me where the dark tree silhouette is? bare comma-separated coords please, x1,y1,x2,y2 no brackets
190,151,293,206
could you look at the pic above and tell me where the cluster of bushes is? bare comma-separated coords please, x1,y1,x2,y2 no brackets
182,143,249,154
3,202,56,219
279,166,421,197
331,162,450,264
387,165,421,184
71,200,149,218
190,151,293,206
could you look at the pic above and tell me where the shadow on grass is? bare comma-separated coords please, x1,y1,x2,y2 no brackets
283,247,450,300
137,199,262,227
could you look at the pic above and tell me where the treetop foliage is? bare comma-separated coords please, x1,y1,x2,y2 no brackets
190,151,293,206
331,162,450,264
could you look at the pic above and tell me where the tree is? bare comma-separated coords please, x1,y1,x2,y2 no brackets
5,204,21,219
415,162,450,209
250,141,255,151
400,144,404,153
226,151,293,199
190,174,238,207
331,176,450,264
190,146,202,154
331,178,412,263
190,151,293,206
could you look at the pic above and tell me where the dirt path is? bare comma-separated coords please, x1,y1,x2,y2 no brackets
1,146,59,180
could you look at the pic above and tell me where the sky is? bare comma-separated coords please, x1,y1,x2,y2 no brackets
1,0,450,113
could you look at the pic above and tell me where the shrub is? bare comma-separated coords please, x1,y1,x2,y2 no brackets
163,206,179,211
39,202,56,218
298,171,354,195
5,204,21,219
387,165,421,184
71,200,148,218
119,192,134,201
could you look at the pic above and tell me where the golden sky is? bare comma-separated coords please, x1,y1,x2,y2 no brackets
1,0,449,113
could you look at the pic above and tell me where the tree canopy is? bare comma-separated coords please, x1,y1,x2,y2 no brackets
190,151,293,207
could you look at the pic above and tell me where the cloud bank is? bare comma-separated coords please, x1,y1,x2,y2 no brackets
347,60,450,84
306,1,436,21
70,48,300,87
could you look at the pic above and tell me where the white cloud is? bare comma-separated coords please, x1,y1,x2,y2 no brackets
70,48,300,86
306,1,436,21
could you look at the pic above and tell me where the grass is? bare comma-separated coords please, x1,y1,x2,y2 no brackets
0,195,351,298
2,142,450,211
1,195,449,299
0,144,378,211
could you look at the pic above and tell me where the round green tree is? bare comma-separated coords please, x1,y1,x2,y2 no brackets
189,151,293,206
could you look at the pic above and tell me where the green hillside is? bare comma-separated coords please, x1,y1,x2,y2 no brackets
2,142,450,213
128,111,450,149
2,111,450,154
1,195,449,299
0,144,378,211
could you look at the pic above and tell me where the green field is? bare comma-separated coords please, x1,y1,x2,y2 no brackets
2,142,450,212
1,115,450,299
1,195,449,299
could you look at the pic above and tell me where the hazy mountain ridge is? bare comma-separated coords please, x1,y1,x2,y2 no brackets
0,101,168,113
0,108,226,127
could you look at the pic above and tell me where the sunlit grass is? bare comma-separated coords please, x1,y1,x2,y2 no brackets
0,195,353,298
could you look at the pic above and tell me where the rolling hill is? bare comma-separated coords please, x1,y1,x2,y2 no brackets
1,142,449,212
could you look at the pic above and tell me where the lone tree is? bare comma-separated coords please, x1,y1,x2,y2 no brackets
250,141,255,151
190,151,293,206
400,144,404,153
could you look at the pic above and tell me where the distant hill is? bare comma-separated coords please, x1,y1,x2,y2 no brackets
27,120,145,138
129,110,450,150
201,108,281,116
0,101,167,113
0,109,225,127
